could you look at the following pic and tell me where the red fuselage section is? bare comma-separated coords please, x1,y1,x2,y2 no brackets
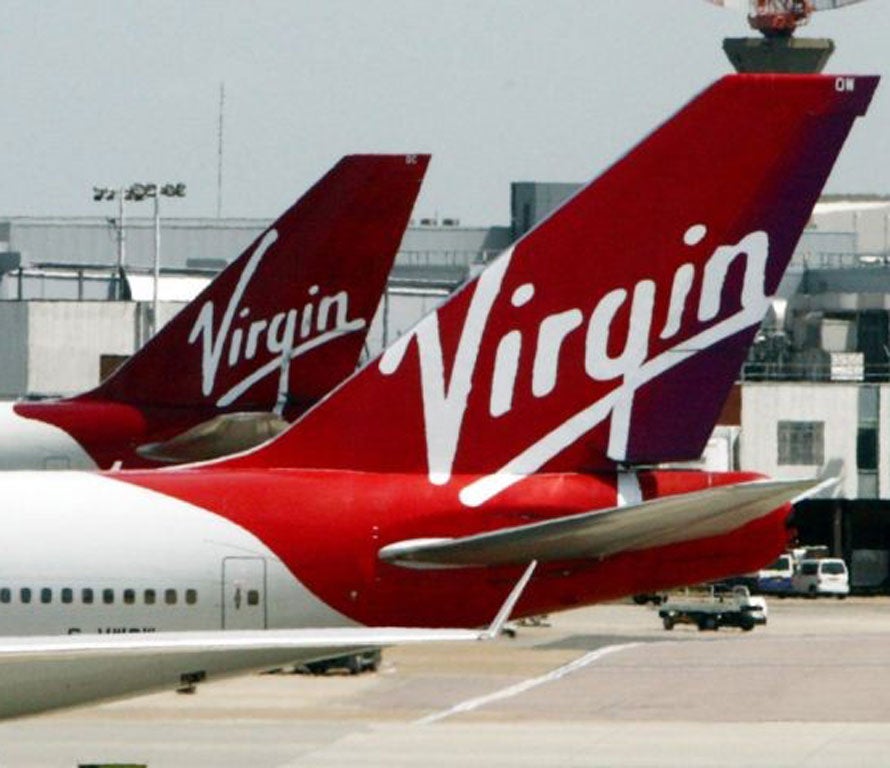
121,468,793,627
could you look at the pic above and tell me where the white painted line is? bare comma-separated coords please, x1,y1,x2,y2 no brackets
415,642,640,725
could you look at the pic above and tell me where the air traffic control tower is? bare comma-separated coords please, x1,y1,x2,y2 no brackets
722,36,834,73
713,1,865,74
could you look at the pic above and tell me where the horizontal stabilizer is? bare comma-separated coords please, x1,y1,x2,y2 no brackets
137,411,289,463
379,478,816,567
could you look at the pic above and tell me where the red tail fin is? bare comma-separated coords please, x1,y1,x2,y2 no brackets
225,75,877,503
80,154,428,415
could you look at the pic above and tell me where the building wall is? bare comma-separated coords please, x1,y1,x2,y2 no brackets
6,218,266,271
364,290,450,359
0,303,28,397
740,382,882,500
0,301,185,398
879,387,890,499
810,201,890,255
26,303,140,396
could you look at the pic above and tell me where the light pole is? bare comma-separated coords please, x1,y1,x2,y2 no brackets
92,186,127,300
120,182,187,336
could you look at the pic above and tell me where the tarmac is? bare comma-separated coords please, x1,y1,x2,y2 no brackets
3,597,890,767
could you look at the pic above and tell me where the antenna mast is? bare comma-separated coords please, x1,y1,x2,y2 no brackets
216,82,225,218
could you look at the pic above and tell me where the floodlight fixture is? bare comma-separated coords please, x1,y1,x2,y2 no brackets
91,181,187,325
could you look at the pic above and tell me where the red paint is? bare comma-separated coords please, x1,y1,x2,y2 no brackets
118,468,790,627
230,75,878,481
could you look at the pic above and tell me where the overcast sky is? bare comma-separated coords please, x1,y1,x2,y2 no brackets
0,0,887,225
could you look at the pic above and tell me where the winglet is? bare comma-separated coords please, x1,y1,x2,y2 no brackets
480,560,537,640
790,476,840,505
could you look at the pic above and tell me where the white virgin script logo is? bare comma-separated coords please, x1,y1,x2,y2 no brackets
379,224,772,506
188,229,366,409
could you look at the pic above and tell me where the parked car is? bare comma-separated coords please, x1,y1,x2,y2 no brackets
791,558,849,598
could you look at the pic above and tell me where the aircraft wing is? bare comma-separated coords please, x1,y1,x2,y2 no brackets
379,479,818,568
0,628,471,720
0,562,535,720
0,626,490,662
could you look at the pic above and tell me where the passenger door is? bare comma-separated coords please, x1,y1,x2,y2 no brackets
222,557,267,629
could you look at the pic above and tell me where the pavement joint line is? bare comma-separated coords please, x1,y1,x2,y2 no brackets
413,641,642,725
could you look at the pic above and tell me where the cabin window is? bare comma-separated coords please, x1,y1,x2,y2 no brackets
185,589,198,605
61,588,73,604
144,589,156,605
0,589,9,604
20,588,31,604
247,589,260,606
40,588,51,604
82,588,94,604
165,589,177,605
123,589,135,605
102,588,114,605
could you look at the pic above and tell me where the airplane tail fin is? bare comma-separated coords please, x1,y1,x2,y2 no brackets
219,75,877,505
80,154,428,416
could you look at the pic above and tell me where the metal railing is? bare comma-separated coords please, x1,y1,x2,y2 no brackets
800,251,890,270
396,249,504,267
741,361,890,383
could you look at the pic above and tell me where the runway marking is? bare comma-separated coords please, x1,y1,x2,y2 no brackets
415,642,640,725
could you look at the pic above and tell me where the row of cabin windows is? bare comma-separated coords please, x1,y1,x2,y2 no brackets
0,587,198,606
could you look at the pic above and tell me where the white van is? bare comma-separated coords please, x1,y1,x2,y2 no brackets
792,558,850,597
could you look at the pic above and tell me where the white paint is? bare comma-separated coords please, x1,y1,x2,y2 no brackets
415,642,640,724
532,309,583,398
189,230,276,396
697,232,768,323
0,471,352,635
188,229,366,407
616,471,642,506
0,403,96,471
380,226,772,504
458,229,772,507
379,250,514,486
490,331,522,418
659,263,695,340
684,224,707,246
585,281,656,382
511,283,534,306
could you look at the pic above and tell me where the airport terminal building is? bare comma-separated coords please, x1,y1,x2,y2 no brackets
2,185,890,589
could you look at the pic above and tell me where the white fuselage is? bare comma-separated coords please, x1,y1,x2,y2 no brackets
0,402,96,471
0,472,351,637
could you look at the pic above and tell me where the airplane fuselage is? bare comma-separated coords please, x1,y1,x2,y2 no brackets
0,468,791,638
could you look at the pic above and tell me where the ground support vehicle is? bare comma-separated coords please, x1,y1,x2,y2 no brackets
297,650,382,675
791,558,850,598
658,586,767,632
